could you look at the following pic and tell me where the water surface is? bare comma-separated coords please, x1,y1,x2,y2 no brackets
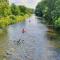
0,15,60,60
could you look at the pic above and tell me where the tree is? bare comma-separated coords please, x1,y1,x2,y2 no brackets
35,0,47,17
18,5,27,15
11,3,20,16
35,0,60,30
0,0,11,17
35,0,60,24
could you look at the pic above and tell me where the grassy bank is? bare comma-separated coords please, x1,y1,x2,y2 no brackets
0,14,31,29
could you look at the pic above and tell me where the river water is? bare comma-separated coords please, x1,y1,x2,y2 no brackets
0,15,60,60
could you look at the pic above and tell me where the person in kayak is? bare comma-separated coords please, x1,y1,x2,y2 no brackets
29,20,31,23
22,28,26,33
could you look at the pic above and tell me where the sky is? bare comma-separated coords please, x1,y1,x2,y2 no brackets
9,0,41,9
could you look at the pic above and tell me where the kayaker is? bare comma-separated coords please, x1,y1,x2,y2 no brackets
29,20,31,23
22,28,25,33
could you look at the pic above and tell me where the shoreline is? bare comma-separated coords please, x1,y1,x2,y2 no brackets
0,14,31,30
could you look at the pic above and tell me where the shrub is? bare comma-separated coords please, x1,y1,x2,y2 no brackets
54,17,60,30
9,15,16,20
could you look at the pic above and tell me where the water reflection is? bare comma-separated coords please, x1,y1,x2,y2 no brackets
0,30,8,60
47,28,60,48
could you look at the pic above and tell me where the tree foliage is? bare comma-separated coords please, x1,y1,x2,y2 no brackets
0,0,33,28
35,0,60,30
0,0,11,17
10,4,20,16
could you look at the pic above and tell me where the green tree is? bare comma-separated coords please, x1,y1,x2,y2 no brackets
11,3,20,16
35,0,60,24
0,0,11,17
18,5,27,15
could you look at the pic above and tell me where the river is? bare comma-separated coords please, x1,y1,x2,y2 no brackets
0,15,60,60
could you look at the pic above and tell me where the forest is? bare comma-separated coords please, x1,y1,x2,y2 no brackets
35,0,60,31
0,0,33,28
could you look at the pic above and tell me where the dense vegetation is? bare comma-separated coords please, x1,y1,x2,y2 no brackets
35,0,60,31
0,0,33,29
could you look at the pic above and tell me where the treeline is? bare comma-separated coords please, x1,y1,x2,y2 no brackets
0,0,33,28
35,0,60,31
0,3,33,17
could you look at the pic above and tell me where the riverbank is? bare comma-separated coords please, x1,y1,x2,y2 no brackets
0,14,31,29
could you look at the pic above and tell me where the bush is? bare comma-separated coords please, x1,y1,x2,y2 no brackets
54,17,60,30
0,14,30,29
0,17,11,28
9,15,16,20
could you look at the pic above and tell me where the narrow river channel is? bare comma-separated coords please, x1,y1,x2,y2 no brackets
0,15,60,60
